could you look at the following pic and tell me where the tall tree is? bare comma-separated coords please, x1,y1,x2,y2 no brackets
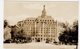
4,20,8,28
58,21,78,45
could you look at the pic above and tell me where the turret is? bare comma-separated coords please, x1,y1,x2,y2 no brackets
41,5,46,18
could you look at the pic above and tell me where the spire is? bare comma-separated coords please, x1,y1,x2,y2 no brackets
41,5,46,18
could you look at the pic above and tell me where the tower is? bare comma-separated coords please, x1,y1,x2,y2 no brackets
41,5,46,18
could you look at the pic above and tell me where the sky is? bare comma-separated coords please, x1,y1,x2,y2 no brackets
4,0,78,25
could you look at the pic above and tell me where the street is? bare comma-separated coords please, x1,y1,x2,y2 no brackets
4,42,76,49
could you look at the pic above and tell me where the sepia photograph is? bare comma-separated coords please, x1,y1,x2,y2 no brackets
4,0,78,49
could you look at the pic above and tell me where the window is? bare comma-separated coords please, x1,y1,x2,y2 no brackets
51,38,52,40
41,38,42,40
37,22,39,23
33,38,34,40
44,39,45,40
35,38,37,39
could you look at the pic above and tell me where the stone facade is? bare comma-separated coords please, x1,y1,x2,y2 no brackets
17,5,58,42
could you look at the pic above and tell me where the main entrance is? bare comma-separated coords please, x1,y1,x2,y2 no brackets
36,38,40,42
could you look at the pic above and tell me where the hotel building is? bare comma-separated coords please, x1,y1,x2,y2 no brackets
17,5,58,42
